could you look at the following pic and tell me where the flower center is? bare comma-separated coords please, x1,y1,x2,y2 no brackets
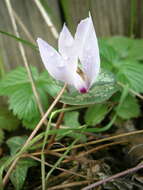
80,87,87,94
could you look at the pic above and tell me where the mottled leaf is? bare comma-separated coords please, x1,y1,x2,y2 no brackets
42,70,117,105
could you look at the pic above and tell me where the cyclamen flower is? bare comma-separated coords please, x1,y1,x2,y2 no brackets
37,15,100,93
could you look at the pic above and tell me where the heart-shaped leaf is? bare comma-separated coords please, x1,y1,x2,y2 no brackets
41,70,117,105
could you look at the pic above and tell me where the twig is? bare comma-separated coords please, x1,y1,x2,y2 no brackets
29,150,70,160
2,84,67,186
82,163,143,190
48,181,90,190
63,140,127,163
5,0,45,118
13,10,35,44
45,139,77,182
28,155,86,179
29,150,69,159
53,129,143,152
47,103,66,149
34,0,59,39
2,157,19,186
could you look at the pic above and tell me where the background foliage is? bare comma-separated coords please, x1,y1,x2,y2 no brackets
0,0,143,190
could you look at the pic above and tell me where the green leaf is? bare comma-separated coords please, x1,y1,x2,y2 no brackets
42,70,117,105
10,158,37,190
99,39,119,64
22,116,40,130
0,156,37,190
8,85,40,120
64,111,80,128
0,107,20,131
0,66,39,95
99,40,119,72
0,30,37,51
0,129,4,144
117,60,143,93
127,39,143,60
6,136,27,155
99,37,143,94
116,94,140,119
38,71,61,96
85,104,109,126
107,36,143,61
107,36,133,59
63,70,117,105
0,67,49,121
62,111,86,141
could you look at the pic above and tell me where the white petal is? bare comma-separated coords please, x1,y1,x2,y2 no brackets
73,73,88,93
75,15,100,88
58,24,77,72
37,38,74,85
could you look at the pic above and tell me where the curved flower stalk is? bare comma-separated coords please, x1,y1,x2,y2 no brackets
37,14,100,93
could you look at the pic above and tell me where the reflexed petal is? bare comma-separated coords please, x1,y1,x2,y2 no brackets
37,38,83,87
75,15,100,87
58,24,77,72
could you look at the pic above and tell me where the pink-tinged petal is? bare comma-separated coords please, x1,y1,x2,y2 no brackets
73,73,88,93
75,15,100,88
37,38,74,85
58,24,77,72
80,88,88,94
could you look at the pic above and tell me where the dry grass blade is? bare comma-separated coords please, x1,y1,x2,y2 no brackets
53,129,143,152
63,140,127,163
13,10,35,44
48,180,90,190
34,0,59,39
30,150,69,159
5,0,45,118
2,157,19,185
28,155,87,179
